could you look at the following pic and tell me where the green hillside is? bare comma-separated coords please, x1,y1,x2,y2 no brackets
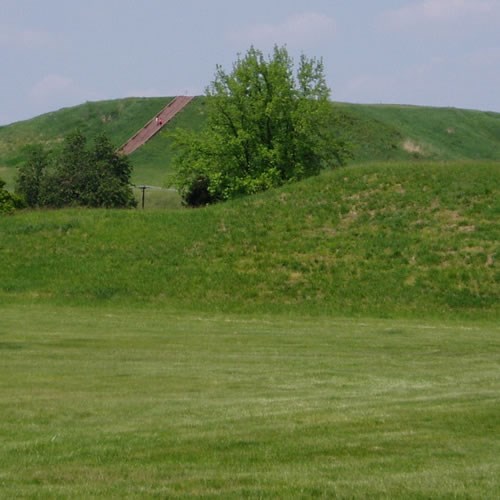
1,97,500,189
338,103,500,162
0,97,172,188
1,98,499,317
1,101,499,497
1,161,498,318
130,99,500,186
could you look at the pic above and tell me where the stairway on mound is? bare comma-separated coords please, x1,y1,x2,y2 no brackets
118,95,194,155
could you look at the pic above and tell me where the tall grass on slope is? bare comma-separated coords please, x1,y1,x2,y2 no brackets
337,104,500,162
0,161,498,318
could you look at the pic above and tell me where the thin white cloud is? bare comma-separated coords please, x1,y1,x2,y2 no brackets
29,75,76,100
0,25,58,49
465,46,500,66
125,85,202,98
348,61,443,103
228,12,336,49
28,74,101,111
342,49,500,111
124,88,163,98
380,0,500,30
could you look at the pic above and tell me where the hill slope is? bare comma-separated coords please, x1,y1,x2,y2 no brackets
129,99,500,186
338,103,500,161
1,98,499,188
0,97,172,188
1,161,498,318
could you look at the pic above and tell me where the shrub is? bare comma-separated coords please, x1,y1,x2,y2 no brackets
0,177,24,214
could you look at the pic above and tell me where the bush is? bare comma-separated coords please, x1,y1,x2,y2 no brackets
0,178,24,214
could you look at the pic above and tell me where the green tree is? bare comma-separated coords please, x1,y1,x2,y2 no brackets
173,46,351,206
81,133,136,208
16,131,136,209
15,145,50,207
37,131,90,207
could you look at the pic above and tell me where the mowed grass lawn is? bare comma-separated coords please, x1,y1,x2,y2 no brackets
1,304,498,497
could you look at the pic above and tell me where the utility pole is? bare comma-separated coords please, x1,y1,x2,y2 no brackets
138,185,148,209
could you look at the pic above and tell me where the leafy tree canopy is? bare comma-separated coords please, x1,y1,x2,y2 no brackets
173,45,351,206
16,131,136,209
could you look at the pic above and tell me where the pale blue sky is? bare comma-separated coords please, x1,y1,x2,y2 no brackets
1,0,500,125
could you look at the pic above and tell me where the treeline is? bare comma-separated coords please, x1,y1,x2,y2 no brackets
15,131,136,209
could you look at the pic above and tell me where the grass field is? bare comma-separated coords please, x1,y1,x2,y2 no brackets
1,304,498,497
1,98,499,496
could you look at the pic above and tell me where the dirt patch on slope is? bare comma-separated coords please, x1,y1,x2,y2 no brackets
402,139,424,155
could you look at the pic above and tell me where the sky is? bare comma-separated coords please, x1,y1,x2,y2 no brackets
1,0,500,125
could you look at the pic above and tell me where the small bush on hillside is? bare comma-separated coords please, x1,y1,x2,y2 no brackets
0,177,24,214
16,131,136,209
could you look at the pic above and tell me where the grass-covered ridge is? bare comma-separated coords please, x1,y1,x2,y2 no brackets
1,97,500,189
335,103,500,163
88,100,500,187
1,161,498,318
0,97,172,188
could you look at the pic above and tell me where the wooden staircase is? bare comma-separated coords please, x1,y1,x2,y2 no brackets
118,95,194,155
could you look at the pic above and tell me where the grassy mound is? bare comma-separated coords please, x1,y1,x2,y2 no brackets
1,98,500,190
335,103,500,162
0,97,172,187
128,100,500,186
1,161,498,318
